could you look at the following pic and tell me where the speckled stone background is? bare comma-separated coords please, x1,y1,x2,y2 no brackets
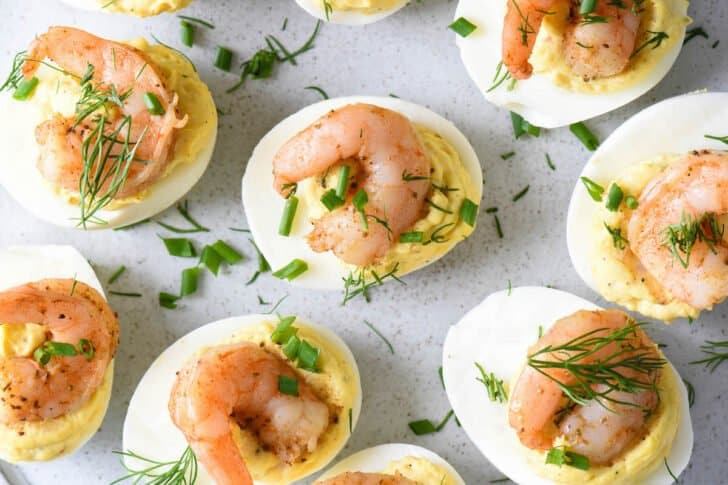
0,0,726,483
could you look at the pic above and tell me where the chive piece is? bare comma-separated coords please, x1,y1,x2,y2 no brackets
363,320,394,354
348,408,353,433
512,185,530,203
34,341,78,366
156,201,209,234
494,214,504,238
109,291,142,298
321,189,344,211
273,259,308,281
143,92,165,115
510,111,541,139
460,199,479,226
271,315,298,344
579,0,597,15
425,198,453,214
278,196,299,236
108,265,126,284
605,183,624,211
304,85,329,99
570,122,599,151
113,218,151,231
180,267,199,296
545,153,555,170
408,410,454,435
625,195,639,210
580,177,605,202
177,15,215,29
159,292,179,309
500,151,515,160
449,17,477,37
214,46,233,72
282,335,301,360
335,165,350,199
78,339,95,361
353,189,369,230
278,375,299,396
438,366,445,390
180,20,194,47
12,76,39,100
161,237,196,258
298,340,320,371
211,240,243,264
199,246,222,276
545,447,590,471
485,207,498,214
400,231,424,243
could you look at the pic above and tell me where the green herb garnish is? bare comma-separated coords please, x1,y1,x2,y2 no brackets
449,17,477,37
111,446,198,485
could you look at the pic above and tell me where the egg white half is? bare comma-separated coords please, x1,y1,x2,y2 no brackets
316,443,466,483
454,0,688,128
0,77,217,230
442,286,693,484
566,91,728,293
294,0,408,25
242,95,483,290
122,314,362,485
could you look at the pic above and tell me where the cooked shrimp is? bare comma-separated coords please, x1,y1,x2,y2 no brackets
168,342,331,485
508,309,661,465
627,151,728,309
0,279,119,423
23,26,187,199
316,472,417,485
273,103,431,266
503,0,641,80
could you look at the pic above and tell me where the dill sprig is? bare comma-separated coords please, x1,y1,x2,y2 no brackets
662,212,725,269
690,340,728,372
111,446,198,485
342,263,403,304
527,322,666,410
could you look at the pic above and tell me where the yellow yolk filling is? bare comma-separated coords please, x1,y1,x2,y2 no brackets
0,322,114,463
216,321,359,484
589,154,699,321
530,0,690,93
383,456,459,484
96,0,192,17
328,0,401,13
297,125,479,276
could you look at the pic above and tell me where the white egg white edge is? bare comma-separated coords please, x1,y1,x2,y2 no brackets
0,244,109,458
316,443,466,483
442,286,693,485
242,95,483,290
60,0,104,12
454,0,688,128
0,82,217,230
294,0,408,25
566,91,728,293
122,314,363,485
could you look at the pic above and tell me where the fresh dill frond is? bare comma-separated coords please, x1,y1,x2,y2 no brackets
110,446,198,484
662,212,725,269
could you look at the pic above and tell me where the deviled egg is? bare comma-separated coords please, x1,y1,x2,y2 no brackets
61,0,193,17
295,0,408,25
567,91,728,321
315,443,465,484
443,286,693,484
0,26,217,229
122,314,361,484
243,96,482,294
454,0,690,127
0,245,118,462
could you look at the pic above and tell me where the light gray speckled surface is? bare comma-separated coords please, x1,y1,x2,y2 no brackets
0,0,727,484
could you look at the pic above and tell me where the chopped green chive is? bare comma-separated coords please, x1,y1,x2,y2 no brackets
212,240,243,264
425,198,453,214
156,202,209,234
304,85,329,99
500,151,515,160
625,195,639,210
348,408,353,433
33,341,78,366
282,335,301,360
161,237,196,258
108,265,126,284
180,20,194,47
449,17,477,37
278,196,299,236
362,320,394,354
278,375,299,396
485,207,498,214
353,189,369,231
511,112,541,139
570,122,599,151
335,165,350,199
579,0,597,14
321,189,344,211
475,362,508,403
494,214,504,239
273,259,308,280
78,339,95,361
271,316,298,344
247,239,270,285
12,76,39,101
545,153,555,170
180,267,199,296
605,183,624,211
298,340,320,371
214,46,233,72
705,134,728,145
159,292,180,309
545,447,590,471
399,231,424,243
459,198,479,226
109,291,142,298
512,185,530,202
580,176,605,202
143,92,165,115
408,410,454,435
604,222,629,250
199,245,222,276
177,15,215,29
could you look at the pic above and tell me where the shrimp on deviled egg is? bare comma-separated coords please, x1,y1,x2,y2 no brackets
317,472,416,484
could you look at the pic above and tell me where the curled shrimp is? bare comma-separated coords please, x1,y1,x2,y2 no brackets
168,342,331,485
316,472,417,485
627,151,728,310
273,103,431,266
23,26,188,199
503,0,641,80
508,309,661,465
0,279,119,423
